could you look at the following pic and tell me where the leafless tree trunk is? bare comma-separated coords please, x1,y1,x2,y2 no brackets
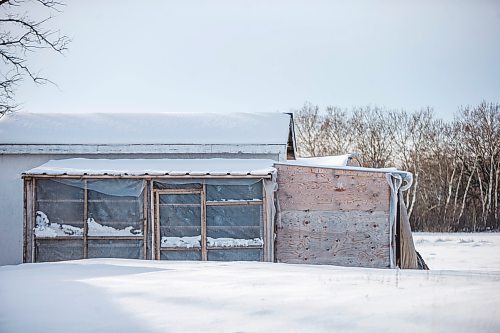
292,101,499,232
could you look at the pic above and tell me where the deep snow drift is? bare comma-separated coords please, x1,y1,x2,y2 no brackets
1,233,499,333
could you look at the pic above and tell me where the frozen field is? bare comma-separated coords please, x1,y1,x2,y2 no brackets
413,232,500,271
1,233,499,333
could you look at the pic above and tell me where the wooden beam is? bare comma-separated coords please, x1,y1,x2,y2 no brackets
201,184,207,261
143,183,148,260
31,178,36,262
154,191,160,259
205,201,263,206
23,178,35,263
150,181,155,260
87,236,144,240
23,174,271,180
155,189,203,195
83,180,88,259
35,236,84,240
262,179,268,262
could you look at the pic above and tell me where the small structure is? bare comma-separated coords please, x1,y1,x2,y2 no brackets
0,112,295,265
2,112,419,268
22,158,277,263
274,162,417,268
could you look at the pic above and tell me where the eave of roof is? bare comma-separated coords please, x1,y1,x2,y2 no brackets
23,158,277,178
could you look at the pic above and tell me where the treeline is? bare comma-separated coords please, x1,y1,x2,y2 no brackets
293,102,500,232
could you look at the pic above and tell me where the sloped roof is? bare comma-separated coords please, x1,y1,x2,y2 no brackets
0,112,292,145
23,158,276,177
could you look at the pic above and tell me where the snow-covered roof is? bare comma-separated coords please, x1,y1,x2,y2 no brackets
294,154,352,167
0,112,292,145
23,158,277,177
275,158,413,190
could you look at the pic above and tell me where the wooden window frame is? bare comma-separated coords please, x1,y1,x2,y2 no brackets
29,178,147,262
153,180,266,261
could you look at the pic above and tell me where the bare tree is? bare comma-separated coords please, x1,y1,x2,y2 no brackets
0,0,69,115
321,106,354,156
293,102,326,157
456,102,500,230
350,106,395,168
292,101,500,232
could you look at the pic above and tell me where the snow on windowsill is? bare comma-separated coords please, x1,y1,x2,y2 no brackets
161,236,263,248
34,211,142,238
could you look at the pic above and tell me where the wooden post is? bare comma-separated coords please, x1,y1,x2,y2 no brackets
154,191,160,260
143,183,148,260
23,178,28,263
262,179,268,262
31,178,36,262
201,184,207,261
23,178,35,263
83,179,88,259
150,185,155,260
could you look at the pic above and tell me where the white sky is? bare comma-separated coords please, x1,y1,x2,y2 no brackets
13,0,500,119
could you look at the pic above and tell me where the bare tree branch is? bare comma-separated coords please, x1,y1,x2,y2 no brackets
0,0,69,114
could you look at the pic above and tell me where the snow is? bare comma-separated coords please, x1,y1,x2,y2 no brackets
1,233,499,333
207,237,263,247
24,158,277,177
161,236,201,248
161,236,264,248
34,212,141,237
87,218,142,237
414,232,500,271
275,160,413,181
0,112,291,145
208,198,262,202
34,211,83,237
295,154,352,167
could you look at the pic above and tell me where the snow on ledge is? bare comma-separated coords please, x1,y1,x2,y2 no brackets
24,158,277,177
34,211,142,237
276,159,412,178
295,154,352,167
161,236,263,248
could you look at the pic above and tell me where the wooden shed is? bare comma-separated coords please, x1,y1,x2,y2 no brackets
22,159,278,263
21,157,419,269
274,162,418,269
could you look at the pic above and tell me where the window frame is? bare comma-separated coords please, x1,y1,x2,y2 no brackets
31,179,148,262
153,181,265,261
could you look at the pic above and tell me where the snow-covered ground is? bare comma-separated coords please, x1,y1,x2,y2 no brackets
1,233,499,333
414,232,500,271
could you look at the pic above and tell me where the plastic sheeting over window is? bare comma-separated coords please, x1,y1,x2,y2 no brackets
27,176,276,263
155,179,272,262
33,179,146,262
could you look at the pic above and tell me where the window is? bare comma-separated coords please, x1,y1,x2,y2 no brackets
33,179,146,262
155,180,264,261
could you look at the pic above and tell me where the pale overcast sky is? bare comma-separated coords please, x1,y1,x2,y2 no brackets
14,0,500,119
